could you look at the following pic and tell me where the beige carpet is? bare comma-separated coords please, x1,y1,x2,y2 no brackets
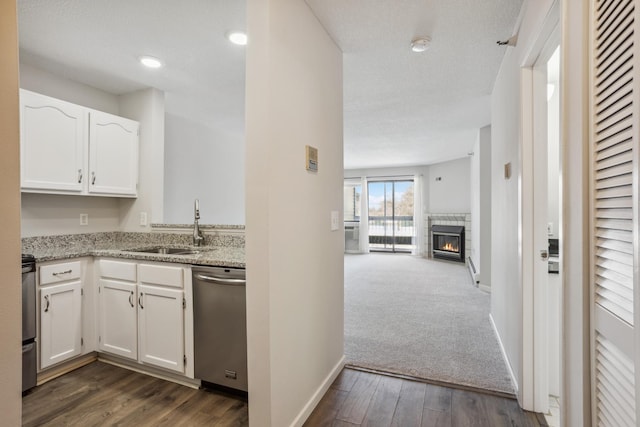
344,253,514,395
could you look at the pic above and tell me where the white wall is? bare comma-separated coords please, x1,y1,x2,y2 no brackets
428,157,471,213
470,126,491,286
547,78,560,239
21,193,121,237
1,2,23,422
19,63,120,115
561,1,591,424
245,0,344,424
118,88,165,230
163,113,245,224
490,0,556,403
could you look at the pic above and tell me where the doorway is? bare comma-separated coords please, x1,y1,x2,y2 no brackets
367,180,415,253
520,3,562,418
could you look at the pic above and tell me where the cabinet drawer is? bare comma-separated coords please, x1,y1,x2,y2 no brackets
40,261,81,285
138,264,184,289
99,259,137,282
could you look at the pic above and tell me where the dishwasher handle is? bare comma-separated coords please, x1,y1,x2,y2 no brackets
194,273,246,286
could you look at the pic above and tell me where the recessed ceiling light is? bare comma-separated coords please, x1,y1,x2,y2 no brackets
227,31,248,46
139,56,163,68
410,37,431,53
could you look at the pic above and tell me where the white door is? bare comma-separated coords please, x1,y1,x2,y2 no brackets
138,284,184,373
88,110,139,196
40,281,82,369
20,89,86,193
98,279,137,360
590,0,640,425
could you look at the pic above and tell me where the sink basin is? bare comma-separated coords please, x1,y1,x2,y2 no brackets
124,247,200,256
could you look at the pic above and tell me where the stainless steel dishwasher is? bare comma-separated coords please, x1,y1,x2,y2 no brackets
193,265,247,392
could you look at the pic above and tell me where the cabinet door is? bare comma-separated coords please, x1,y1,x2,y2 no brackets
98,279,137,360
40,281,82,369
138,285,184,373
88,110,139,196
20,90,86,193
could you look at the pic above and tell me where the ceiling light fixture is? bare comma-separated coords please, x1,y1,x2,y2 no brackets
139,56,163,68
227,31,248,46
410,36,431,53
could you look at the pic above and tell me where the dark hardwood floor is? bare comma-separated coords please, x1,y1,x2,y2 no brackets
23,363,545,426
22,361,248,426
304,368,548,427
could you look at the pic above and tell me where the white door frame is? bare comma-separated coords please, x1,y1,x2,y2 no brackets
519,0,560,413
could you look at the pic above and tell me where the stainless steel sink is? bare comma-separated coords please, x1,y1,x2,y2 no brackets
124,247,200,255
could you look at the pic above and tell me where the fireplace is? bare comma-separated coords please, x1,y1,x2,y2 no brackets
432,225,465,262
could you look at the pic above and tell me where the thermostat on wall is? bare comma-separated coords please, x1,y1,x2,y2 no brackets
306,145,318,172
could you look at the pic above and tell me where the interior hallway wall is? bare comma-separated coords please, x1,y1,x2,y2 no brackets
0,1,23,423
245,0,344,425
490,0,556,401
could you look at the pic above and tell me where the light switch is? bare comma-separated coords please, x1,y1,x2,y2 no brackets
80,213,88,226
140,212,148,226
331,211,339,231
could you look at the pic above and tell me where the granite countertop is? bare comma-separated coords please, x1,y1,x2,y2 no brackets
23,232,245,268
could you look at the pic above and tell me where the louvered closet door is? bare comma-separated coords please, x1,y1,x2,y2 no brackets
591,0,640,425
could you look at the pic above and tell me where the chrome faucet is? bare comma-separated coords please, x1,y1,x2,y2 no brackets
193,199,205,246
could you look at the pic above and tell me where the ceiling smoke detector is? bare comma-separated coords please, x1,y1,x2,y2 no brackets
410,37,431,53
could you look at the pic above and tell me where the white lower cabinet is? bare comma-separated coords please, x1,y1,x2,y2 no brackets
39,260,85,370
97,259,188,375
40,281,83,369
98,279,137,360
138,284,184,372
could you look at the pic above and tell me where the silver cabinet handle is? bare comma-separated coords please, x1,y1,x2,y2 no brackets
52,269,72,276
540,250,549,260
44,295,50,312
77,169,83,183
129,291,134,308
91,172,96,185
138,293,144,309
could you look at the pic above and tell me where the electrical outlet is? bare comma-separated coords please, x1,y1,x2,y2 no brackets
140,212,148,226
80,213,88,226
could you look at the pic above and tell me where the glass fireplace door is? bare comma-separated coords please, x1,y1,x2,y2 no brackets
367,180,414,252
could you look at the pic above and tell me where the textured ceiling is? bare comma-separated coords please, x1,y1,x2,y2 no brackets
305,0,523,169
18,0,523,170
17,0,246,139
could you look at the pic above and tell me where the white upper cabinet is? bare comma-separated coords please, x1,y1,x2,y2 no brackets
19,89,139,197
20,90,86,193
89,111,139,196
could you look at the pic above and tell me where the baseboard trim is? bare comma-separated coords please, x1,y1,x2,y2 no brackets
37,353,97,385
489,313,519,398
467,257,480,284
98,354,201,389
290,355,346,427
479,284,491,293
